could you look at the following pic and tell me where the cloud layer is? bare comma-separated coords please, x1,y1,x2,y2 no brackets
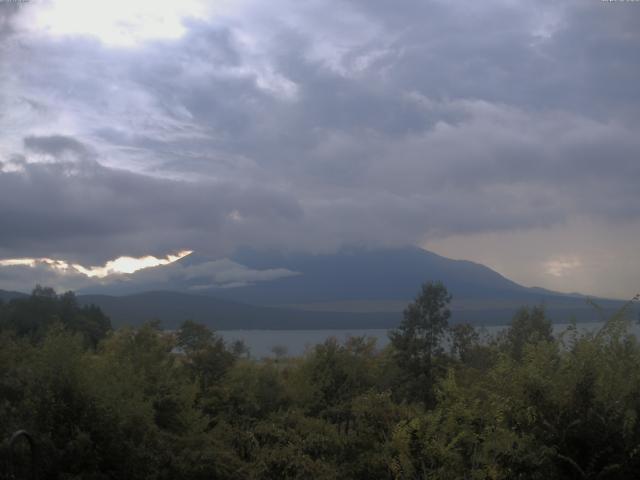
1,0,639,296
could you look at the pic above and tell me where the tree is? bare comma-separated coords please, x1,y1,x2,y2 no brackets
389,281,452,405
230,339,250,359
176,319,215,353
176,320,235,392
271,345,288,362
0,286,110,346
449,322,479,364
503,305,553,361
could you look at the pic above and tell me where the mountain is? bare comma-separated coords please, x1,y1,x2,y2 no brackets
213,246,537,304
77,246,635,328
77,291,398,330
76,290,631,331
0,289,28,302
5,247,635,329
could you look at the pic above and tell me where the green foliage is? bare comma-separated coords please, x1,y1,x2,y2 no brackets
2,286,640,479
0,286,111,347
177,319,237,393
449,323,479,362
500,305,554,361
389,281,452,405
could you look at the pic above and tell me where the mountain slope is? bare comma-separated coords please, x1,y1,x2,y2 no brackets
202,246,528,305
76,289,631,330
6,247,634,329
0,289,28,302
77,291,398,330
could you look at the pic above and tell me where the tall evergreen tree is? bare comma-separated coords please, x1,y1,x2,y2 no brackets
389,281,451,405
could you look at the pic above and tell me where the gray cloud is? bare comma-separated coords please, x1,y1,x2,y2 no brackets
0,143,303,263
0,0,639,296
105,257,300,293
0,262,89,293
24,134,93,159
0,255,299,294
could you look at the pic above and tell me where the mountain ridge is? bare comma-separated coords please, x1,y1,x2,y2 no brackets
3,246,635,329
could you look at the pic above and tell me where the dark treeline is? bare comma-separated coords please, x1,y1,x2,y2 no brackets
1,284,640,479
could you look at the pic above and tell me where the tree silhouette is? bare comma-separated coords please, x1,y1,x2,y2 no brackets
389,281,451,405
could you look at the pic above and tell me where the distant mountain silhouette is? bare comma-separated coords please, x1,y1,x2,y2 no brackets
193,246,630,326
210,246,536,304
0,289,28,302
86,246,635,327
4,246,635,328
77,291,398,330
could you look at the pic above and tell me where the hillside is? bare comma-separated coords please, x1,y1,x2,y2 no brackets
207,247,631,323
215,246,526,304
5,247,635,329
77,291,398,330
77,294,630,332
0,289,28,303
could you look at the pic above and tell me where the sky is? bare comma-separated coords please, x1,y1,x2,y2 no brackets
0,0,639,298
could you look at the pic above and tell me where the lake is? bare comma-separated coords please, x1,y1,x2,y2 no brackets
219,321,640,358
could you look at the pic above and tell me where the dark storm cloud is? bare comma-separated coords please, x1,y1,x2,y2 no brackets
0,148,303,264
0,0,639,268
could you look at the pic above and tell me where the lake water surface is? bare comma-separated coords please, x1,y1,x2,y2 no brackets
219,321,640,358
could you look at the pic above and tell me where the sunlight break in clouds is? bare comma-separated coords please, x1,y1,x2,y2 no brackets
0,250,192,278
544,257,583,278
28,0,211,47
0,258,72,270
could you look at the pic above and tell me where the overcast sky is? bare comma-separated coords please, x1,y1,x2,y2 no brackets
0,0,639,298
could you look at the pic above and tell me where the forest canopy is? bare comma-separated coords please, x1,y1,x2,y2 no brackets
1,285,640,479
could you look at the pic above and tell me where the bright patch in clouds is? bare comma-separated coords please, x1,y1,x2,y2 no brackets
28,0,210,47
544,257,582,278
74,250,193,277
0,251,192,278
0,258,72,270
